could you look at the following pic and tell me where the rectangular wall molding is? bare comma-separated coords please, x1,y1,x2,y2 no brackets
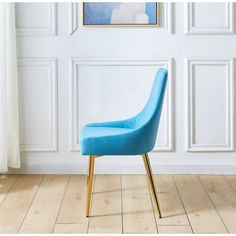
186,58,234,152
16,3,57,36
69,2,78,35
185,3,234,35
18,58,58,151
70,58,174,152
164,3,173,34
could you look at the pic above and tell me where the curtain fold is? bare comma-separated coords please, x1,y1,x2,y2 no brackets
0,3,20,172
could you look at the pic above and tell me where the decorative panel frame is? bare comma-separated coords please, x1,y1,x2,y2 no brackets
69,2,78,35
18,58,58,151
16,3,57,36
186,58,234,152
70,58,174,152
185,3,234,35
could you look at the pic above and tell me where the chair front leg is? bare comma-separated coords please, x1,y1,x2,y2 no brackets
86,155,95,217
142,153,162,218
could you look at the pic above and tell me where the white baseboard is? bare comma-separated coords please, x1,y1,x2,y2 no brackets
8,162,236,175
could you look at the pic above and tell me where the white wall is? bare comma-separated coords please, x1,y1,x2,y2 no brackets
15,2,236,174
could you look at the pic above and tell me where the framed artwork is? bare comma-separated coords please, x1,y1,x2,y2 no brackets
83,2,160,26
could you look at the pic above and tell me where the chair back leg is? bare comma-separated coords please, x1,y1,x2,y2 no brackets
142,153,162,218
86,155,95,217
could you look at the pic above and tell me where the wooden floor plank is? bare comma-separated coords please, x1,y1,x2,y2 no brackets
200,175,236,233
0,175,17,204
122,175,157,233
57,175,88,225
0,175,42,233
173,175,227,233
1,174,235,234
154,174,189,226
53,224,87,234
158,225,193,234
19,175,69,234
88,175,122,234
225,176,236,192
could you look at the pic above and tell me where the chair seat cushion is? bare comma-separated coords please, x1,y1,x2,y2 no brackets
80,124,143,155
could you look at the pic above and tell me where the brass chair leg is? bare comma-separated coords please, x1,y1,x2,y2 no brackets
142,153,162,218
86,155,95,217
87,156,91,185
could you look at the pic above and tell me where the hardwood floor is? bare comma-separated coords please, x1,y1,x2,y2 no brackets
0,174,236,234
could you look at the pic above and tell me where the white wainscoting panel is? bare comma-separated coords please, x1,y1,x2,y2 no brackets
14,3,236,174
16,3,57,35
185,3,234,35
70,59,173,152
186,58,234,152
18,58,58,151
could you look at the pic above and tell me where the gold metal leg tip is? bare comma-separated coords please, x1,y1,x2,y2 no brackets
86,211,90,217
86,210,90,217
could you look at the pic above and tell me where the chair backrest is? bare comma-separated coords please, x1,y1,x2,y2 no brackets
134,68,168,151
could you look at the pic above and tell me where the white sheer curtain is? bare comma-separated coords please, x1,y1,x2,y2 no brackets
0,3,20,172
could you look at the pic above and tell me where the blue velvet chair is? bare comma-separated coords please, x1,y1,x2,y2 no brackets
80,68,168,218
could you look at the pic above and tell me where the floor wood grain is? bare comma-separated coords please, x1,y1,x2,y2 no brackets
53,224,88,234
0,175,17,204
155,175,189,226
200,175,236,233
158,225,193,234
57,175,88,225
0,175,43,233
19,175,69,234
173,175,228,233
88,175,122,234
122,175,157,233
0,174,235,234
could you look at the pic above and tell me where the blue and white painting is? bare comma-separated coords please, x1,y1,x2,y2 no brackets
83,2,158,25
